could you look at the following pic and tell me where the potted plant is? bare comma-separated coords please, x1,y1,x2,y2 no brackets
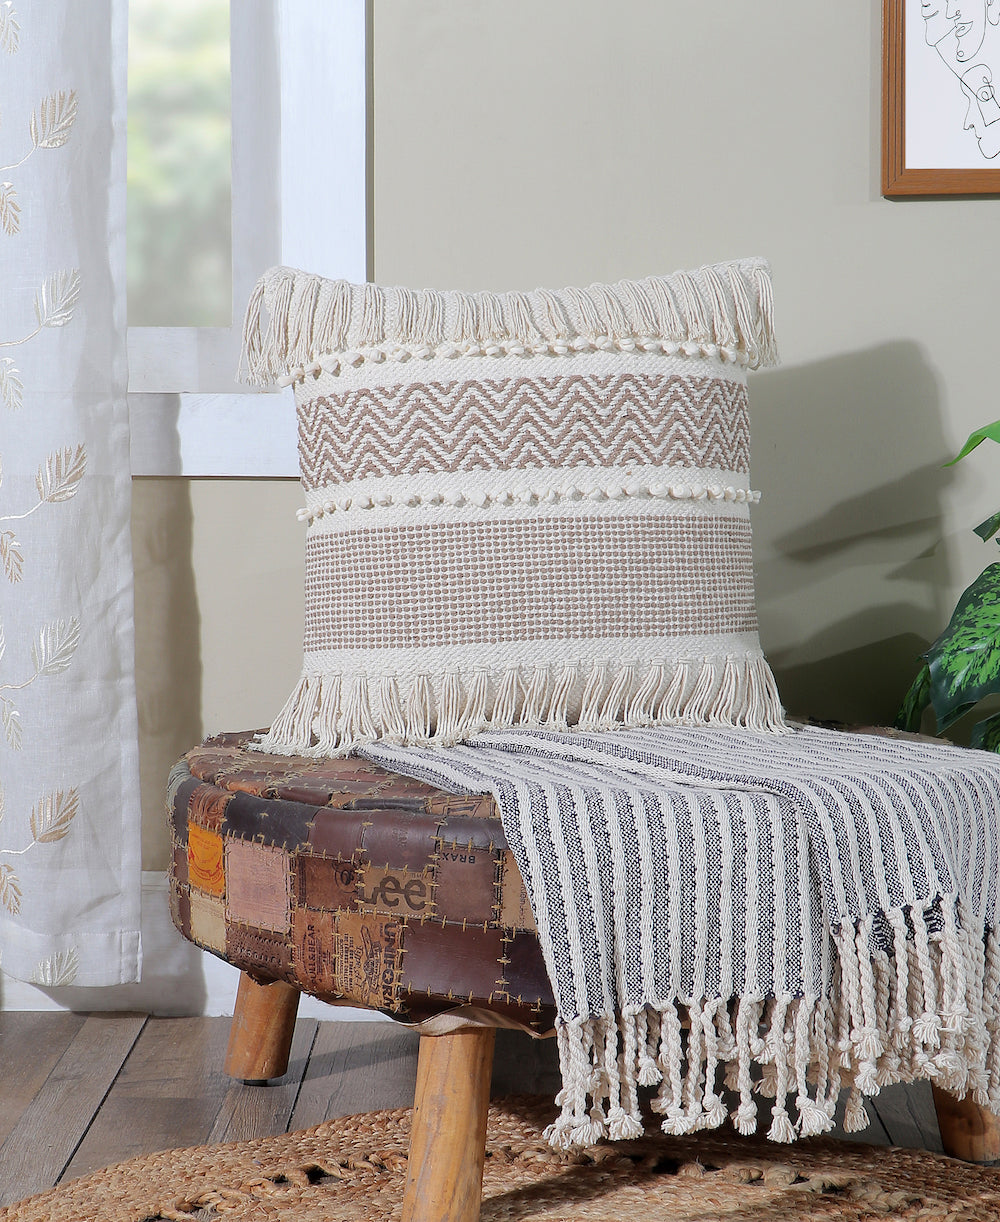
896,420,1000,751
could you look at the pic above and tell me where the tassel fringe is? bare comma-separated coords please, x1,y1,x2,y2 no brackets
251,654,786,757
543,896,1000,1148
239,258,779,387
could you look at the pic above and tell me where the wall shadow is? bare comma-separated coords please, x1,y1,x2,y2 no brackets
132,477,203,870
749,342,956,726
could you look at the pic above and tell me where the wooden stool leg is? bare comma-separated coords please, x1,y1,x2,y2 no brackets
932,1083,1000,1163
224,972,301,1083
401,1026,496,1222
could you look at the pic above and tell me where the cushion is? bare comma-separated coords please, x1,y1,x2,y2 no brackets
241,258,784,755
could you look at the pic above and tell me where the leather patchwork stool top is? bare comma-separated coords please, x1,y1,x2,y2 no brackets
167,732,555,1033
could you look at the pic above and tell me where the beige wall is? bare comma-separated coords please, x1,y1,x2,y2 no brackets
135,1,1000,865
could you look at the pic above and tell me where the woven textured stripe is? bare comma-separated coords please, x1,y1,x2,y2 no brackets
298,371,751,487
363,724,1000,1149
242,258,784,754
303,516,759,651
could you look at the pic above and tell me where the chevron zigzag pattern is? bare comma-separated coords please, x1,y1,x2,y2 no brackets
243,258,785,755
298,372,750,488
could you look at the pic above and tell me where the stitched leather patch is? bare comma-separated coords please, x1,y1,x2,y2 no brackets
170,881,191,939
292,908,338,994
502,930,554,1007
225,840,291,933
226,923,293,980
223,791,317,850
331,910,403,1009
308,807,369,860
401,921,505,1003
295,854,358,912
189,890,227,953
499,850,536,932
360,809,442,870
172,841,190,889
424,792,499,822
433,843,499,925
358,864,434,918
188,782,234,832
187,822,225,896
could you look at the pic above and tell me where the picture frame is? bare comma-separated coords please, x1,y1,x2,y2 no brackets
882,0,1000,196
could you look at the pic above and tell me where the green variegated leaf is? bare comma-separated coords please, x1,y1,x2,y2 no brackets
974,510,1000,543
927,562,1000,730
946,418,1000,466
895,661,931,732
971,712,1000,753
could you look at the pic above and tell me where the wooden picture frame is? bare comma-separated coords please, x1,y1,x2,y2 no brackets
883,0,1000,196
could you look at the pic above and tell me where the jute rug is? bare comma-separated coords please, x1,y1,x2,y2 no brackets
4,1096,1000,1222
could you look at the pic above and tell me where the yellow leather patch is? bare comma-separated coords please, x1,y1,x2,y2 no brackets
187,822,225,896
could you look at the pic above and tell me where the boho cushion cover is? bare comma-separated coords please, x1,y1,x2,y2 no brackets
241,258,784,755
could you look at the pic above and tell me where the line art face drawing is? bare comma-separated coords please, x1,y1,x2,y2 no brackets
921,0,1000,157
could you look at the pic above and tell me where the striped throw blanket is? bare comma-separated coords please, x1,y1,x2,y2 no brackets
361,723,1000,1146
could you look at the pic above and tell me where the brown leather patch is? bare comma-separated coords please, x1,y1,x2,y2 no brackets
295,854,358,911
292,908,338,994
226,923,293,980
361,810,442,870
171,776,199,843
435,812,505,852
308,807,369,860
189,890,227,953
188,782,233,831
424,792,498,821
169,882,191,940
225,840,291,933
499,851,536,931
501,930,554,1007
433,841,499,924
187,823,225,896
172,842,189,889
400,921,505,1003
358,865,434,919
332,910,403,1009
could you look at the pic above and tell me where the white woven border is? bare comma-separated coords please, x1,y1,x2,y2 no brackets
300,632,766,679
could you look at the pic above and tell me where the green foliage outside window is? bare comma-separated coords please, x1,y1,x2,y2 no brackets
127,0,231,328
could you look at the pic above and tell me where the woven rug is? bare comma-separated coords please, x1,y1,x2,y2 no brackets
4,1097,1000,1222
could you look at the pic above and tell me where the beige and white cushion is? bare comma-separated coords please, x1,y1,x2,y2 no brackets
241,258,784,754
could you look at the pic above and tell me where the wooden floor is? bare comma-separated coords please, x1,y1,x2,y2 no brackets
0,1013,945,1208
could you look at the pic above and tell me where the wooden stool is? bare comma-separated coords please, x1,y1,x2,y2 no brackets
168,731,554,1221
168,732,1000,1222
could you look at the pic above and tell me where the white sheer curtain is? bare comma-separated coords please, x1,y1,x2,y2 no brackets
0,0,140,986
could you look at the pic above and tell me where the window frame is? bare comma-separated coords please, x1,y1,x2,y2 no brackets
127,0,368,477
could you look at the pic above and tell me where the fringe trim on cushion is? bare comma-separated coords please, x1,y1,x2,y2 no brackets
239,258,779,387
251,654,786,757
544,896,1000,1148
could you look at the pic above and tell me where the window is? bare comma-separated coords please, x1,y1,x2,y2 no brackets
128,0,233,329
127,0,368,476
